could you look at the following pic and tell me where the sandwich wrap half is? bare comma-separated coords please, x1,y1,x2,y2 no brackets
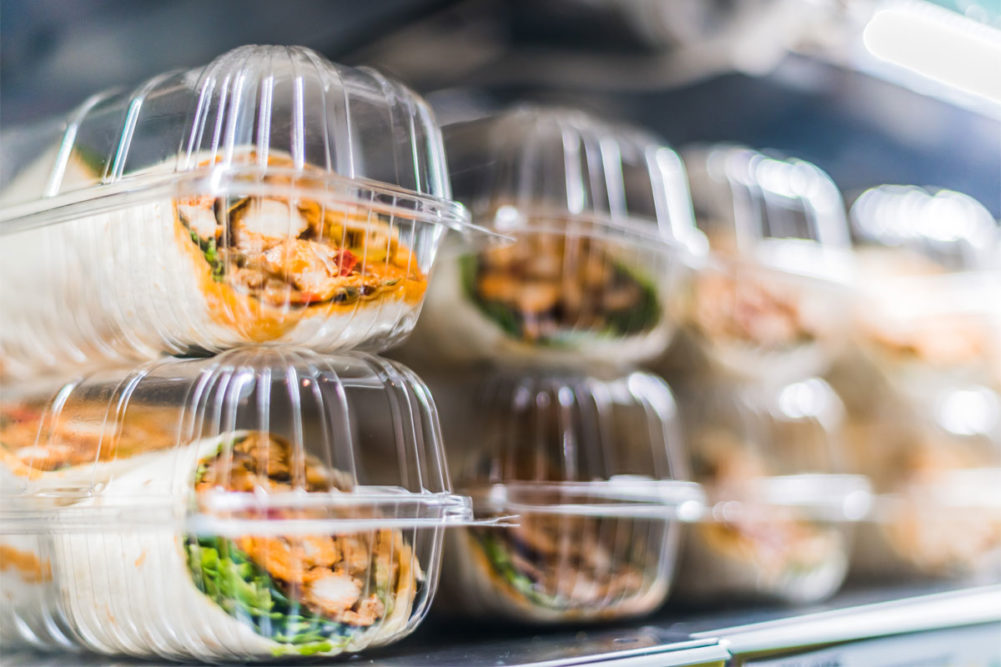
0,398,179,648
0,151,429,374
54,430,420,660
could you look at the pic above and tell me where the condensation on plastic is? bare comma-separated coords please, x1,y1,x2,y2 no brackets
671,375,870,605
0,348,473,661
0,45,482,379
848,185,1001,394
672,144,854,381
841,381,1001,582
407,106,707,368
430,368,701,623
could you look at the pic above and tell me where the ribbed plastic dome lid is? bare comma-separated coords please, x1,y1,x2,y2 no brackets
442,369,700,515
850,185,999,272
0,347,467,519
0,349,471,659
0,45,463,223
684,144,851,281
444,106,704,251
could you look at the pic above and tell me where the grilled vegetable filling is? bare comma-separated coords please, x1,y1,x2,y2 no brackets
187,432,414,655
461,234,660,344
471,516,650,612
177,182,424,309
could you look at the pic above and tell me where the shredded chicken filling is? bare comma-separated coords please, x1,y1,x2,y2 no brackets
473,515,651,610
463,234,660,343
690,272,816,348
0,402,177,472
692,431,835,573
193,432,407,628
177,180,424,309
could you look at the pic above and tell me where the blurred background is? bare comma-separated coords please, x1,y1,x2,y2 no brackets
2,0,999,216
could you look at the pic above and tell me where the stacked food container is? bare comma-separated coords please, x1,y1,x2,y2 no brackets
835,185,1001,583
0,44,498,660
397,106,707,623
659,144,872,605
3,41,999,666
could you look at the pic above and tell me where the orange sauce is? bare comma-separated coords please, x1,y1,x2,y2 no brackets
0,544,52,583
173,202,427,342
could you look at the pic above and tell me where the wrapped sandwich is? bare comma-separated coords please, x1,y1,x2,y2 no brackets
849,186,1001,392
0,392,180,650
0,45,474,377
407,106,703,368
671,377,865,604
55,430,420,659
433,368,698,623
675,431,854,604
456,226,662,350
0,349,474,660
843,385,1001,581
671,145,852,381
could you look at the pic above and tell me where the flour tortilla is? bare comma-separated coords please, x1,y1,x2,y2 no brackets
673,521,849,605
0,152,421,378
0,406,185,650
410,256,670,367
53,432,419,660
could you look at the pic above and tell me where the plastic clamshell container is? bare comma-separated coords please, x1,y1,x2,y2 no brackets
843,382,1001,582
408,106,706,368
0,45,477,379
431,368,701,623
0,349,473,662
672,145,853,381
671,375,870,604
849,185,1001,395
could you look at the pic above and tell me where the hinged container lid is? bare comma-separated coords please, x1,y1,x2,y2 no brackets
0,44,469,230
0,348,472,532
444,106,706,252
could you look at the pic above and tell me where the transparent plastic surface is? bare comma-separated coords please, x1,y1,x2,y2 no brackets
429,368,700,623
0,349,472,661
849,185,1001,394
673,145,853,381
841,381,1001,582
671,375,868,604
408,106,706,368
0,45,476,377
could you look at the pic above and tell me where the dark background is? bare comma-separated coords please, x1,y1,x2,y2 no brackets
2,0,999,216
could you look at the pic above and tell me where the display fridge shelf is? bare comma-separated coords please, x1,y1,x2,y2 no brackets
4,584,1000,666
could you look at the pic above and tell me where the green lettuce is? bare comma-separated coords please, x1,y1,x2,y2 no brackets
185,536,357,657
473,531,563,610
189,231,225,282
460,255,660,345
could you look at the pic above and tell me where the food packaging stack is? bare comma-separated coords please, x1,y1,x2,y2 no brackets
660,144,872,605
0,45,500,661
396,106,709,623
835,185,1001,583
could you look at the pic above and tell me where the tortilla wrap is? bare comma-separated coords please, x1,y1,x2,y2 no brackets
0,152,428,377
53,431,420,660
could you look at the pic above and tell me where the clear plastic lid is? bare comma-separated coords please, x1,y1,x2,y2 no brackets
851,185,999,272
0,45,482,377
848,185,1001,390
683,144,851,273
671,375,869,605
842,382,1001,581
430,368,700,623
0,45,458,215
674,145,854,381
445,106,704,250
0,348,472,660
408,106,705,368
